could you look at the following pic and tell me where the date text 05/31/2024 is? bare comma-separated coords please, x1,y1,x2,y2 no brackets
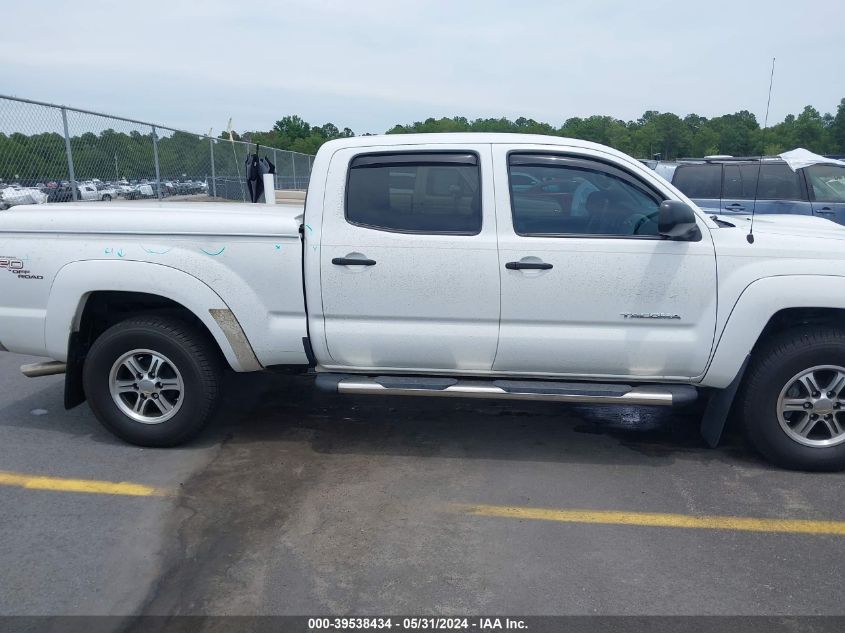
307,617,528,630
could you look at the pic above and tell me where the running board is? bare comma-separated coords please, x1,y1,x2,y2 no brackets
315,374,697,407
21,361,67,378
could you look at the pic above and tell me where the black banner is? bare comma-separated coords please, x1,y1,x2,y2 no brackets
1,617,844,633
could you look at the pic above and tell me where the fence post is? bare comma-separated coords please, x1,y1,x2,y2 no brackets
61,107,79,201
209,138,217,198
152,125,162,200
291,152,297,189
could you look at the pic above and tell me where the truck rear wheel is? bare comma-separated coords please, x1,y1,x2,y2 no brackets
82,316,221,447
739,326,845,471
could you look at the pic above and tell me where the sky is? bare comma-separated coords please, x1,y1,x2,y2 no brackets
1,0,843,136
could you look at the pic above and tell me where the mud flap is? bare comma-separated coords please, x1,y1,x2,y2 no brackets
700,354,750,447
64,332,86,409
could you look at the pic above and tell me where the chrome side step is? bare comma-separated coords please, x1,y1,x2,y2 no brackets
315,374,697,407
21,360,67,378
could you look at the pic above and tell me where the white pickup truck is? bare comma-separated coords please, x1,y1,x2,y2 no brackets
3,133,845,471
77,184,115,202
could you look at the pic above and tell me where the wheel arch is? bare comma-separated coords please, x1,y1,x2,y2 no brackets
701,288,845,448
754,308,845,351
703,276,845,389
46,260,262,374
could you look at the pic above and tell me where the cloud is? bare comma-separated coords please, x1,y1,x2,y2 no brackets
1,0,843,135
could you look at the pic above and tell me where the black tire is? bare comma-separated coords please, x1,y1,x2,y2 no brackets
102,194,112,202
739,326,845,471
83,316,221,447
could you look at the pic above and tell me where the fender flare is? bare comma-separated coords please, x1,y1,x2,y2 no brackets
704,275,845,389
699,275,845,446
44,259,262,372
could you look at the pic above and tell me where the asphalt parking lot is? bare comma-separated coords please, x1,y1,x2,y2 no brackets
1,351,845,617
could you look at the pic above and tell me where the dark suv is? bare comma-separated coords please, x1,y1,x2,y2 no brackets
654,158,845,226
44,186,76,203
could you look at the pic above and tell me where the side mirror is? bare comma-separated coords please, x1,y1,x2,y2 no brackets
659,200,701,241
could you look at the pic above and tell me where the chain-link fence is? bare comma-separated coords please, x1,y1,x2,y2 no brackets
0,94,313,208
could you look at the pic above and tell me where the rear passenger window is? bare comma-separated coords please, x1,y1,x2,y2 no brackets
346,153,481,234
723,164,802,200
672,165,721,199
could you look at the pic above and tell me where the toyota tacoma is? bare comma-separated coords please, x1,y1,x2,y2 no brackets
2,134,845,470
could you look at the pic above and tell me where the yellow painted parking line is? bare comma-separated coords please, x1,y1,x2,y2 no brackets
0,470,168,497
455,503,845,536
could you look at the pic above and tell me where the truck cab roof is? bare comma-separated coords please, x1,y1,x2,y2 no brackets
319,133,641,161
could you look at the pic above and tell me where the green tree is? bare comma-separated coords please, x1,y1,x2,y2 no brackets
653,113,691,159
793,106,826,151
707,110,758,155
273,115,311,140
6,99,845,188
831,99,845,154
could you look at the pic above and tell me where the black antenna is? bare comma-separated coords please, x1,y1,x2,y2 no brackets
748,57,776,244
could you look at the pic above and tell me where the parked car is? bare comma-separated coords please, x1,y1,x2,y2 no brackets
97,184,119,199
124,184,156,199
653,157,845,225
172,181,202,195
5,134,845,471
45,186,76,203
77,184,114,202
510,171,542,192
1,186,48,207
133,182,171,198
104,183,132,197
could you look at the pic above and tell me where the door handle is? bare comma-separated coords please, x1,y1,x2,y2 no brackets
332,257,376,266
505,261,553,270
725,203,746,211
816,208,835,215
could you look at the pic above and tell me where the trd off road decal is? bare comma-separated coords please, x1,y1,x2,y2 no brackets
0,256,43,280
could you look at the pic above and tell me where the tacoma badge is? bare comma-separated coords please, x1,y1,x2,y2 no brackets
620,312,681,320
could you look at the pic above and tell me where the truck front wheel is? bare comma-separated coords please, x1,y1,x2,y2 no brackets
82,316,222,447
739,326,845,471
